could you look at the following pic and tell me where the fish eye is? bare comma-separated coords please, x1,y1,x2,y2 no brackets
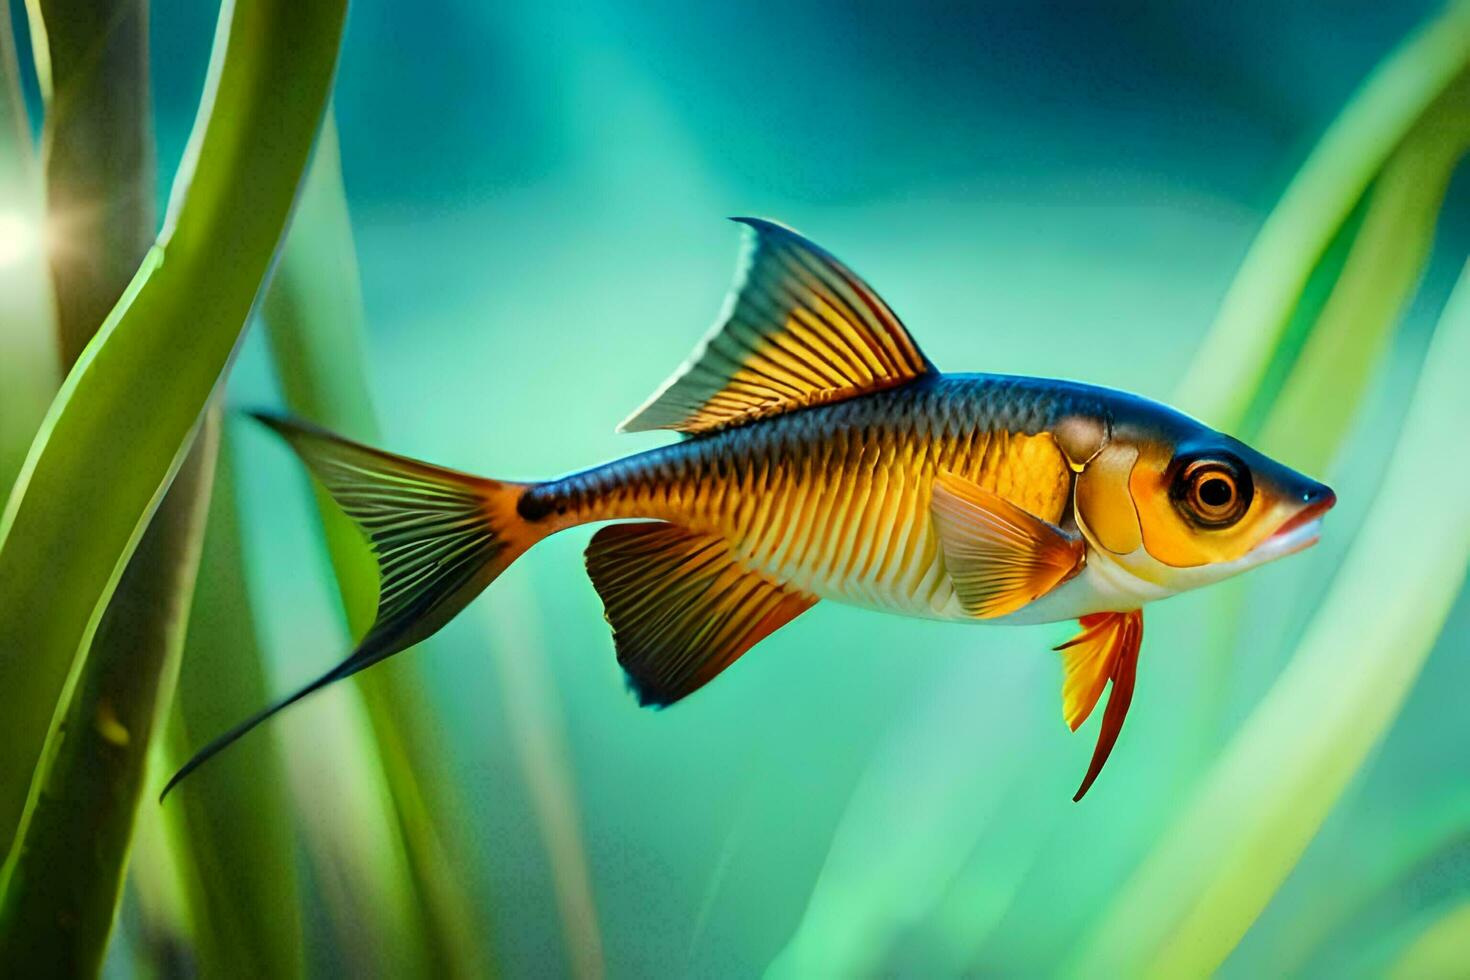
1172,454,1252,528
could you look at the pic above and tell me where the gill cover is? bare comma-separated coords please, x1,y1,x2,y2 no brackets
1073,442,1142,557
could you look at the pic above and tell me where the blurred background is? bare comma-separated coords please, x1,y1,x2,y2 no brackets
7,0,1469,976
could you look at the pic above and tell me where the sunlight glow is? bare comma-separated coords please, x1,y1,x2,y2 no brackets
0,211,38,268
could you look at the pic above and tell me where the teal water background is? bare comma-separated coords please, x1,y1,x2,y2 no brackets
16,2,1466,974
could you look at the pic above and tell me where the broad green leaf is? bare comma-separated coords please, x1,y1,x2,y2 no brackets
0,10,58,498
0,416,218,972
1257,72,1470,474
1069,260,1470,977
1175,0,1470,432
261,116,493,978
0,0,348,845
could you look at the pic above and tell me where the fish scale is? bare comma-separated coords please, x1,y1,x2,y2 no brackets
525,375,1080,620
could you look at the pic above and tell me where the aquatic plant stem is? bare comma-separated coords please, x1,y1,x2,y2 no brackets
1176,17,1470,780
0,0,348,849
0,415,218,972
24,0,155,367
0,3,234,970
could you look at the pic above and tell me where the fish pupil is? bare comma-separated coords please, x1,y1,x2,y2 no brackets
1198,477,1233,507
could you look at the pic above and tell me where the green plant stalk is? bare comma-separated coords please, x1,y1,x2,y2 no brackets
260,116,491,978
1175,0,1470,431
165,433,304,978
1,2,311,969
124,759,199,977
0,414,218,972
1068,260,1470,977
1257,70,1470,474
25,0,155,367
0,0,348,845
0,9,59,499
1230,192,1371,443
0,1,241,968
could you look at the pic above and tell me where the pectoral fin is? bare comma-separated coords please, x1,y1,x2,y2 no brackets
931,470,1084,618
1055,610,1143,801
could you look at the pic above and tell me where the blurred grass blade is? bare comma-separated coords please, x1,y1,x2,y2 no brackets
0,415,218,972
166,435,304,978
1070,260,1470,978
1387,901,1470,979
1286,824,1470,976
0,0,347,845
767,650,1056,976
0,9,58,498
260,115,492,978
1175,0,1470,431
477,584,604,978
1257,74,1470,474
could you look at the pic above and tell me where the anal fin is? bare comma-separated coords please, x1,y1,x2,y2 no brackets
584,522,817,706
931,470,1084,619
1055,610,1143,801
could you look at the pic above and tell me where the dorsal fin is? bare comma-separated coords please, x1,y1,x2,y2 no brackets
618,218,935,435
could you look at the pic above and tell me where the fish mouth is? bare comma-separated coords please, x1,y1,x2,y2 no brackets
1263,490,1337,559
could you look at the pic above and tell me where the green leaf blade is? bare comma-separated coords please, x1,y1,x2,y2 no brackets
1176,0,1470,432
0,0,348,845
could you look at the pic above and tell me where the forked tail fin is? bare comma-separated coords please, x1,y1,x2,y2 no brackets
161,413,540,799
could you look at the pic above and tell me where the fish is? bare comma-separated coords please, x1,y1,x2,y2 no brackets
162,217,1336,802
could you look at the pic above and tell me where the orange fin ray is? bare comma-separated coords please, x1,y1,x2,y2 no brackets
1055,610,1144,801
931,470,1084,619
618,218,934,435
584,522,817,706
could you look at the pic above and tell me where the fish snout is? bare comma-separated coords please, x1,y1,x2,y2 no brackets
1297,481,1337,520
1264,480,1335,557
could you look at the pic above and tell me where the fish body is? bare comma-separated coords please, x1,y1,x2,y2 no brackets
529,374,1106,623
165,218,1336,802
